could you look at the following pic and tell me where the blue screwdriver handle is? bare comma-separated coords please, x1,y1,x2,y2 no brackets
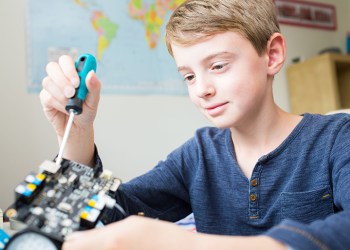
65,53,97,115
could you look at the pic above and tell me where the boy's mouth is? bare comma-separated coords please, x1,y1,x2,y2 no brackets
205,102,229,116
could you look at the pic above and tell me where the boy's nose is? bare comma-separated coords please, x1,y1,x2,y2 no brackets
196,78,215,98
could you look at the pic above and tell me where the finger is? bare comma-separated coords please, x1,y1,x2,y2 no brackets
84,70,101,111
42,76,68,108
41,77,68,114
58,55,80,88
63,231,98,250
40,89,66,116
64,231,85,242
46,61,75,98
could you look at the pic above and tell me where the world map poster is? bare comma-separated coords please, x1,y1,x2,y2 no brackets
26,0,187,95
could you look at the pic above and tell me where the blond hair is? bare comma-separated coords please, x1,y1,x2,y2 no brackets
165,0,280,56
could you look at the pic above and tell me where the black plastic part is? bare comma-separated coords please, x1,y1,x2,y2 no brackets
65,98,82,115
77,56,86,71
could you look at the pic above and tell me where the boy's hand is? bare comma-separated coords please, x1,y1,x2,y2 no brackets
39,55,101,165
62,216,198,250
62,216,287,250
40,55,101,138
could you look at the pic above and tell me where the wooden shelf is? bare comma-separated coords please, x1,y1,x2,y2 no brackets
287,53,350,114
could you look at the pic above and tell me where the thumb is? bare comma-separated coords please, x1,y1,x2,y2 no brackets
85,70,101,110
64,231,85,242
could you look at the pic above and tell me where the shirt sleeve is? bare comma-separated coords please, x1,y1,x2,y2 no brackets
265,211,350,250
105,139,196,223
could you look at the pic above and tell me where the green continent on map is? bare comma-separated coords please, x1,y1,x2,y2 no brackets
128,0,185,49
91,11,118,60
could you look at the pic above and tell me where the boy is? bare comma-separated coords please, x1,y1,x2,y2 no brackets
40,0,350,249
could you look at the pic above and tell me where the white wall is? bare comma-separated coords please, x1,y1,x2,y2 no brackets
0,0,349,210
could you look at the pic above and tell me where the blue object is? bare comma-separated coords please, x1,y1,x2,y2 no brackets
346,32,350,54
0,229,10,249
75,53,97,101
65,54,97,115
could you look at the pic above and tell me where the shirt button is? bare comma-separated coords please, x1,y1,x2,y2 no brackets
251,179,258,187
250,194,257,201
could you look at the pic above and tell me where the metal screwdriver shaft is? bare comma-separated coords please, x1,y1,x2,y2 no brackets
56,111,76,166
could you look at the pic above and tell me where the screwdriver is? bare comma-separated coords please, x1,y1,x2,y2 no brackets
56,54,97,166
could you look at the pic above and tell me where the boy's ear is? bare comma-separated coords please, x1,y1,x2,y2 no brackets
266,33,286,76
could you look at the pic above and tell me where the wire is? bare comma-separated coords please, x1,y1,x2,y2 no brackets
114,203,127,218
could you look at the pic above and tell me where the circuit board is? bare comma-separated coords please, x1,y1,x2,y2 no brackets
5,159,123,245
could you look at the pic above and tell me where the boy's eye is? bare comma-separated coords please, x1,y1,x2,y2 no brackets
211,63,226,71
183,74,195,83
213,64,224,70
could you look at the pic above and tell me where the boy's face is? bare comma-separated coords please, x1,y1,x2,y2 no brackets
172,31,272,129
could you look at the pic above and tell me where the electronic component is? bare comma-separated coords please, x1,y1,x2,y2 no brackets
0,229,10,250
4,159,124,249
